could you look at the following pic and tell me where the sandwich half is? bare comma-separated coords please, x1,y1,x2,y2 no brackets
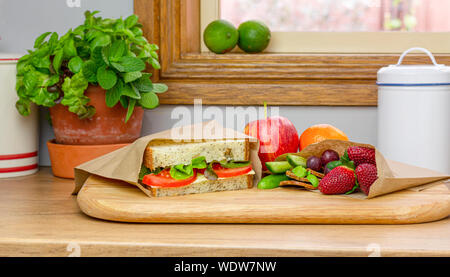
138,138,254,197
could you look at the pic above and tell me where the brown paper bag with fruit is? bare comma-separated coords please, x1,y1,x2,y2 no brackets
268,139,449,199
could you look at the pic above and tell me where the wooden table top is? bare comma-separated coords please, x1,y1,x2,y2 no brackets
0,167,449,257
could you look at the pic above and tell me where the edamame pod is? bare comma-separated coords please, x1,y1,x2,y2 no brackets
257,174,290,189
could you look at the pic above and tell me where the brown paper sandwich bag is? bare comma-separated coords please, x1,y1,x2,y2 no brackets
73,121,262,195
277,139,449,199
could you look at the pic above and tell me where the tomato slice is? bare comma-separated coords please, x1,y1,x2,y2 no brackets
212,163,252,178
142,169,197,188
197,168,206,175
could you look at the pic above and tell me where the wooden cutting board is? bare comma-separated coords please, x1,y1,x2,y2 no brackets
77,175,450,224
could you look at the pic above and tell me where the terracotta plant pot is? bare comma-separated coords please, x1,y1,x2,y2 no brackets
47,140,129,179
50,85,144,145
48,85,143,178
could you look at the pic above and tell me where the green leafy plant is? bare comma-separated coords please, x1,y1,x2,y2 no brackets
15,10,167,122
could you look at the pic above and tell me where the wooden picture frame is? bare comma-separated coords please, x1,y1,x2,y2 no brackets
134,0,450,106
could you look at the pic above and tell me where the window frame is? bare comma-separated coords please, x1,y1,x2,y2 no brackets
134,0,450,106
201,0,450,54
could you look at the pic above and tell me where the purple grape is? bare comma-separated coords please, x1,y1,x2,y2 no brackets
307,156,322,172
321,149,340,167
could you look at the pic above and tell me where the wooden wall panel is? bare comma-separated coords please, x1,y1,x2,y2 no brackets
135,0,161,82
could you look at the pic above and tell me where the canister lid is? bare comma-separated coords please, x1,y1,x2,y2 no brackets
377,47,450,86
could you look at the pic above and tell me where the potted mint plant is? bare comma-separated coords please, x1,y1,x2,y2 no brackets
15,11,168,178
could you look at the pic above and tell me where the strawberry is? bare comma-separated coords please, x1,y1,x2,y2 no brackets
318,166,356,195
346,146,376,166
355,163,378,196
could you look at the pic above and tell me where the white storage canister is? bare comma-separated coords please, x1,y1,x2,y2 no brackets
377,47,450,174
0,53,39,178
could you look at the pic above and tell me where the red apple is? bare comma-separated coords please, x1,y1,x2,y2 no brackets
244,116,299,171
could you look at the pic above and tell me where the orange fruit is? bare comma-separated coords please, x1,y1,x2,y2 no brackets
299,124,348,150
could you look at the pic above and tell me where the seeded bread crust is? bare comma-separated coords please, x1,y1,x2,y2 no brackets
143,146,153,170
141,173,253,197
143,139,249,170
244,139,250,161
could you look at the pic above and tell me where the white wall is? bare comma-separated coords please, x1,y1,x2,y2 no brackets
0,0,378,166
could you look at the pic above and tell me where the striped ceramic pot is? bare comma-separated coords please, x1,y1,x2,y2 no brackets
0,54,39,178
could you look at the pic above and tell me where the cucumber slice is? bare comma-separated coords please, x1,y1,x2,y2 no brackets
306,173,319,188
287,154,307,168
291,166,307,178
265,161,293,174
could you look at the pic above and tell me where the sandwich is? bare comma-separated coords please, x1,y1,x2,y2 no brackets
137,138,255,197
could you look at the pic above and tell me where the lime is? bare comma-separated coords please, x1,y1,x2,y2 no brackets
203,20,238,54
237,20,271,53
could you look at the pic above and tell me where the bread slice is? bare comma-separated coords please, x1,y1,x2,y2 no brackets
144,139,249,170
142,171,254,197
